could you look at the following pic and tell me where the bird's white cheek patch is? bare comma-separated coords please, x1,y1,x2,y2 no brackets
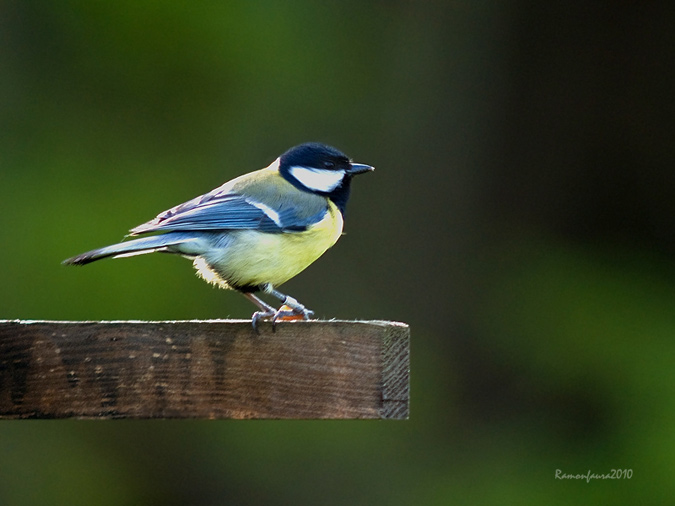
289,166,345,192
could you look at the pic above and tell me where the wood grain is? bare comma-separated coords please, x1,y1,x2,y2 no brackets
0,320,409,419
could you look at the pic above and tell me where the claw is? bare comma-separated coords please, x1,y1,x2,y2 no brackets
243,288,314,332
271,305,314,331
273,305,314,322
251,309,275,334
274,304,314,322
251,304,314,332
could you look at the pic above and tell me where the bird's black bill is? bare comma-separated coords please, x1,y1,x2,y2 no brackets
347,163,374,176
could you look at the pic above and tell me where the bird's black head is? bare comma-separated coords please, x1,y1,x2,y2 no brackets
278,142,373,214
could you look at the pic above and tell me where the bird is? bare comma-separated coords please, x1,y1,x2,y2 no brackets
63,142,374,329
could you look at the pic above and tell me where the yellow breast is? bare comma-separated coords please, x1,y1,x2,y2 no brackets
194,201,344,289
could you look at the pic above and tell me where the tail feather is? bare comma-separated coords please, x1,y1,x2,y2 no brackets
63,234,198,266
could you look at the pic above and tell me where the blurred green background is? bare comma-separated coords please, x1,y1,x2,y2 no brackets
1,1,674,504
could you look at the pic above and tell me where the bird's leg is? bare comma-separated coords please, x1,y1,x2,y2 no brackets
263,285,315,323
242,292,277,332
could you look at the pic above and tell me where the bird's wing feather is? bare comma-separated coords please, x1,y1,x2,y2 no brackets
129,188,328,236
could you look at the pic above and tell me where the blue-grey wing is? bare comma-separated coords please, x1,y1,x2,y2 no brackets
129,192,327,235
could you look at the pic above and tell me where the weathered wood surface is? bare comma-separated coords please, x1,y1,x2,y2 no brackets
0,320,409,419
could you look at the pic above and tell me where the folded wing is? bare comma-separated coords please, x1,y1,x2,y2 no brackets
129,188,328,236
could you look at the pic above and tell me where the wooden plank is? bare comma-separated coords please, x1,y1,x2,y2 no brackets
0,320,409,419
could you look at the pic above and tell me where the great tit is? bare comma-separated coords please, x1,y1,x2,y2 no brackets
64,142,374,328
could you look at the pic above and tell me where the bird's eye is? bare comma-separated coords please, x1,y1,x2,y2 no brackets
324,161,335,169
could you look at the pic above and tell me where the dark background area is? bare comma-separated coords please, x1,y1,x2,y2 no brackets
2,1,674,504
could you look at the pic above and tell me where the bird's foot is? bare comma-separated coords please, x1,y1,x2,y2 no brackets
270,303,314,332
250,301,314,333
274,295,313,320
248,287,314,332
251,309,276,333
272,303,314,323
